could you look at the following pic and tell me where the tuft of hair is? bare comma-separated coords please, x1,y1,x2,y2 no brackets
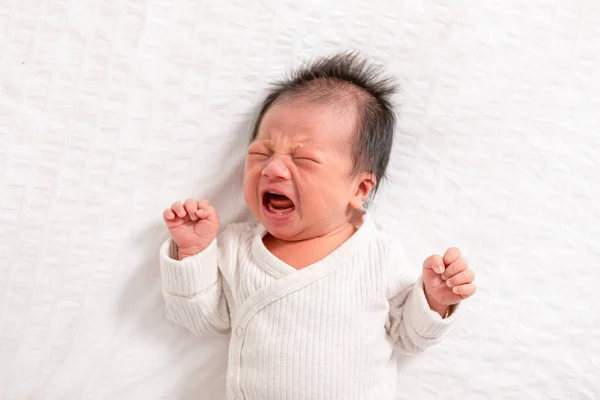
250,51,399,202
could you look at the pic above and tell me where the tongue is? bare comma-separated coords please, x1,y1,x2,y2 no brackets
269,194,294,209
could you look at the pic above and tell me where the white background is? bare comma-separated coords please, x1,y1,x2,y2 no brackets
1,0,599,399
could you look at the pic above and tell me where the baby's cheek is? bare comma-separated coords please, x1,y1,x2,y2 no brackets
319,182,346,204
242,177,257,208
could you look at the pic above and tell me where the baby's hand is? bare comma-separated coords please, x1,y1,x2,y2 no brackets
162,199,220,259
422,248,476,317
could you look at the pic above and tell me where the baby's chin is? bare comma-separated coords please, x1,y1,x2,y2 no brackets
259,214,321,243
260,221,304,242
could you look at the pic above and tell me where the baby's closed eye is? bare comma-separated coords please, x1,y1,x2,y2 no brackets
293,152,323,164
249,151,270,157
247,145,271,158
294,156,318,162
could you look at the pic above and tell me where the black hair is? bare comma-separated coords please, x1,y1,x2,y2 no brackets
250,51,399,200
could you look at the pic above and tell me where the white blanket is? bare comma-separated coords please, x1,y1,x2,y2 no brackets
1,0,598,399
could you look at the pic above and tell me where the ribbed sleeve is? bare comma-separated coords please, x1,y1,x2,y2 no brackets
390,276,456,352
160,238,219,296
159,237,230,336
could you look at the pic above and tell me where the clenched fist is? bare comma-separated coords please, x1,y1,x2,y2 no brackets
162,199,220,260
422,247,476,318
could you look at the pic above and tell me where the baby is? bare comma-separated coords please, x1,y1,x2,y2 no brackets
159,52,476,399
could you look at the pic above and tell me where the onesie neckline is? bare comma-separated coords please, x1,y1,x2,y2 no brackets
251,211,376,278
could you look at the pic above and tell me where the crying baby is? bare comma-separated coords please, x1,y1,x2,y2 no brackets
159,52,476,400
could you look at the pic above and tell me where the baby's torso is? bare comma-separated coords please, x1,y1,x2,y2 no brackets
217,222,399,400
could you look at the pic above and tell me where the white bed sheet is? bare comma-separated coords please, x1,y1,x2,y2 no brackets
1,0,599,398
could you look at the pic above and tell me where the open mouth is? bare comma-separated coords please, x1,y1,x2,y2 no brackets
262,191,295,215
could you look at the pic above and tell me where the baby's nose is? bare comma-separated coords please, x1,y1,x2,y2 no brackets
261,158,291,180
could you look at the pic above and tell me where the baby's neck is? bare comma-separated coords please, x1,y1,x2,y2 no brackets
263,222,358,270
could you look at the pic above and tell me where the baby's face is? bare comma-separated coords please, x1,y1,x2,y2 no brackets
243,97,369,241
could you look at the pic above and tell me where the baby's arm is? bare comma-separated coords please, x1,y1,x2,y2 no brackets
384,245,456,354
159,199,231,336
386,278,454,354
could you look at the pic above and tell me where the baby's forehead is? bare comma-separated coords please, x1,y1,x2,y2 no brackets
260,98,357,135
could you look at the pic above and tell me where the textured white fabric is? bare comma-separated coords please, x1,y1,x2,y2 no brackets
2,1,600,399
160,213,454,399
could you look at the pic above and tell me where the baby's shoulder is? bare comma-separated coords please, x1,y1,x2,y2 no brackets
366,226,419,298
367,222,394,256
215,221,259,275
369,224,413,272
218,220,259,247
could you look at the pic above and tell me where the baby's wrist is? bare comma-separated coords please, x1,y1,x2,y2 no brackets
424,290,451,318
176,245,207,260
429,302,450,318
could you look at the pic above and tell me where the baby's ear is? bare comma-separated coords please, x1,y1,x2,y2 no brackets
349,172,376,209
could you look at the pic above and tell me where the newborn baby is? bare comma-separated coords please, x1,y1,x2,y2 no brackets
160,52,476,400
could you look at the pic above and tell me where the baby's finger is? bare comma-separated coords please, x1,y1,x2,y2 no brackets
441,258,468,280
184,199,199,221
446,269,475,288
452,283,477,297
196,204,214,218
443,247,461,267
423,254,445,274
171,201,186,218
196,205,219,224
197,199,210,209
196,208,210,219
163,208,175,221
